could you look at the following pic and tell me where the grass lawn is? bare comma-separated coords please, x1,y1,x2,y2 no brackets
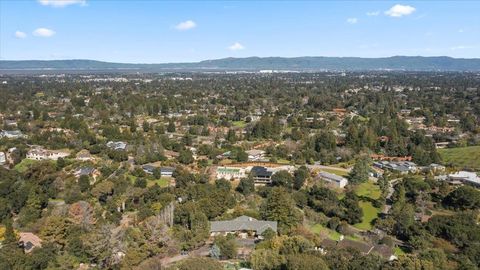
147,178,170,188
439,145,480,169
355,181,382,200
310,224,342,241
394,246,406,256
321,168,349,177
14,159,38,173
277,158,290,164
354,201,380,231
232,121,247,128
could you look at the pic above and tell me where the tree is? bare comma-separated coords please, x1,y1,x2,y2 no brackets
78,175,90,192
178,149,194,165
250,249,285,270
443,186,480,210
271,170,294,189
167,120,176,133
175,257,222,270
349,156,370,184
341,191,363,224
236,150,248,162
213,235,237,259
285,253,329,270
236,177,255,195
293,166,308,190
226,129,236,143
261,187,301,233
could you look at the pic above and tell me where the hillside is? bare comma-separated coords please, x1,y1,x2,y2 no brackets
2,56,480,72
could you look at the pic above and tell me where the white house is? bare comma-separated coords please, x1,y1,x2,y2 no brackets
0,130,24,139
317,171,348,188
0,152,6,165
448,171,480,188
245,149,266,161
26,148,70,161
106,141,127,150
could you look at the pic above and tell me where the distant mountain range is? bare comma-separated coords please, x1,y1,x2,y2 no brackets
1,56,480,73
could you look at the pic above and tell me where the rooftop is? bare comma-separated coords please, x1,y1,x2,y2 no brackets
210,215,277,235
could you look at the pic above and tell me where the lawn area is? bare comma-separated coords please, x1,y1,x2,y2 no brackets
394,246,406,256
355,181,382,200
354,201,380,230
439,145,480,169
232,121,247,128
310,224,342,241
14,159,38,173
277,158,290,165
147,178,170,188
321,168,349,177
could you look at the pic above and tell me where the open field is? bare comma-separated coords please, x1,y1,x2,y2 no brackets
148,178,170,188
354,201,380,230
355,181,382,200
232,121,247,128
310,224,342,241
439,146,480,169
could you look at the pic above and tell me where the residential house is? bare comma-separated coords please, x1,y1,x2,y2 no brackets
250,166,273,184
0,130,24,139
74,167,98,179
210,216,277,238
142,164,175,177
317,171,348,188
246,149,266,161
76,149,94,161
19,232,42,253
106,141,127,151
0,152,5,165
26,147,70,161
448,171,480,188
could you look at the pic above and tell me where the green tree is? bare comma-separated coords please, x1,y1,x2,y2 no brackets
348,156,371,184
293,166,308,190
261,187,301,233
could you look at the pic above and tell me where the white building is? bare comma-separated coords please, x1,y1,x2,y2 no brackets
0,152,6,165
245,149,266,161
0,130,24,139
106,141,127,150
26,148,70,161
448,171,480,188
317,171,348,188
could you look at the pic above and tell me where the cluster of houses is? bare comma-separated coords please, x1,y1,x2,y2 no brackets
373,160,418,174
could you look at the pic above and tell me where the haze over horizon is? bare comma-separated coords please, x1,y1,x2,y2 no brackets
1,0,479,63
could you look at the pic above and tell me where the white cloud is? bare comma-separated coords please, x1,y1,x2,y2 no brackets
175,20,196,31
38,0,86,7
385,4,416,17
458,29,465,33
33,28,56,37
347,18,358,24
366,11,380,16
228,42,245,51
15,31,27,39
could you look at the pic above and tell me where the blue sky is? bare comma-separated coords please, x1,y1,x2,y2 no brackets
1,0,479,63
